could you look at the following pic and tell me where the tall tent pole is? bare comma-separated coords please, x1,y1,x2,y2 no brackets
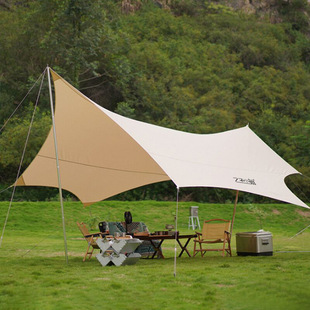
47,66,68,264
173,187,180,277
230,190,239,236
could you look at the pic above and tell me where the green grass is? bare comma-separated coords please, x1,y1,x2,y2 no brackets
0,201,310,309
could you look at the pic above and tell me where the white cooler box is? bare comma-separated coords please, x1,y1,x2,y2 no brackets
236,230,273,256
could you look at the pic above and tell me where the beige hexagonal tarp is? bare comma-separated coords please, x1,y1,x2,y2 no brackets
16,69,308,208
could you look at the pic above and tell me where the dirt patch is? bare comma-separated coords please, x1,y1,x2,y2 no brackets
296,209,310,218
272,209,281,215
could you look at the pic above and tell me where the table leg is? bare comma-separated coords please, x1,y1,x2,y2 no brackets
150,239,165,259
177,238,192,257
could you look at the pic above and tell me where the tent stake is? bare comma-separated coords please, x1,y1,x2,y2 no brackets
230,190,239,236
47,66,69,264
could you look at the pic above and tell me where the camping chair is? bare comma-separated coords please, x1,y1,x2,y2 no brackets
193,219,232,257
76,222,104,261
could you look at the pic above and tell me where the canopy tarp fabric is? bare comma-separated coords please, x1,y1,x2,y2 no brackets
16,70,308,208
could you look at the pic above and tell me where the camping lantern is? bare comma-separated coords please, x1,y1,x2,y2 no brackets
98,221,108,234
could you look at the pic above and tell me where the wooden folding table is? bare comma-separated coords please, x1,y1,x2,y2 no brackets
134,233,197,259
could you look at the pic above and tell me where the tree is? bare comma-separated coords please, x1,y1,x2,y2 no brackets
0,106,51,182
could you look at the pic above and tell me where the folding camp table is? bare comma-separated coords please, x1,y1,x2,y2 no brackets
134,234,197,259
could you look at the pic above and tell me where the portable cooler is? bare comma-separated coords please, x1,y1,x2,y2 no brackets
236,230,273,256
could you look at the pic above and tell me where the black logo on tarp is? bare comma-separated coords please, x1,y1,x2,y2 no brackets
234,177,256,185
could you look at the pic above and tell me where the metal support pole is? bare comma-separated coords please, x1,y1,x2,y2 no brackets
230,190,239,236
174,187,179,277
47,66,69,264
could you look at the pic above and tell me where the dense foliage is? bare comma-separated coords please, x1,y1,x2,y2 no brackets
0,0,309,203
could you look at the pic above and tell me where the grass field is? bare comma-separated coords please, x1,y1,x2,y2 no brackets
0,200,310,310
